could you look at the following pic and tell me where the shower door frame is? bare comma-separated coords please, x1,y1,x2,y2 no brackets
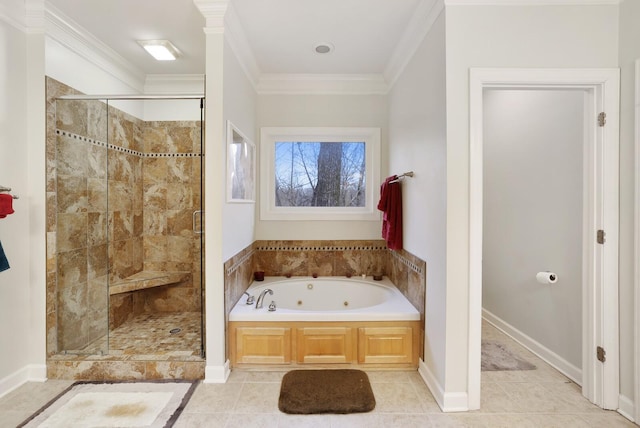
635,58,640,424
468,68,620,411
56,93,206,357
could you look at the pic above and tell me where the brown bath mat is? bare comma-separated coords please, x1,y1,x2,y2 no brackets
278,369,376,414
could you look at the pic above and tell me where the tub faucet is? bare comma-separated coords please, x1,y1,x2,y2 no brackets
256,289,273,309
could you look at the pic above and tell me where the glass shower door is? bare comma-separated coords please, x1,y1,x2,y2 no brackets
104,97,204,357
54,96,204,358
54,97,110,355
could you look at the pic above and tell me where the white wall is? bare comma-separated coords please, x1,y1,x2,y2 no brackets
617,0,640,411
445,3,619,401
388,10,447,390
0,13,32,391
483,89,584,370
0,0,48,394
142,99,203,122
255,94,387,240
222,38,257,261
45,37,142,99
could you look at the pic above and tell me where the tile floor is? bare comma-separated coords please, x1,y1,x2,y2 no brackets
1,322,636,427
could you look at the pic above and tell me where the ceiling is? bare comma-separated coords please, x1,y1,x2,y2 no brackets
46,0,426,79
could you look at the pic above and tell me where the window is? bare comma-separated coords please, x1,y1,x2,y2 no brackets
260,127,381,220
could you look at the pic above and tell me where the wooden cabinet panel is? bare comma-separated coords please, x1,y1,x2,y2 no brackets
358,326,414,364
297,327,355,364
229,321,420,368
235,327,291,364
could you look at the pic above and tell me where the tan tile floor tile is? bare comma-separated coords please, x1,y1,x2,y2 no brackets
4,322,637,428
183,382,243,413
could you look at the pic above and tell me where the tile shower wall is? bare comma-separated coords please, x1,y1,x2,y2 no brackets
133,121,202,314
46,77,202,355
109,120,202,324
223,240,426,360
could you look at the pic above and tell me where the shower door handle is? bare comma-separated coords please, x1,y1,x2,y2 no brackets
193,210,204,234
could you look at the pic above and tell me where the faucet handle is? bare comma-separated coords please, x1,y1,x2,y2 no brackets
243,291,255,305
268,301,276,312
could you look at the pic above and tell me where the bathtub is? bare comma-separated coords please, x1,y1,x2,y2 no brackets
229,276,420,322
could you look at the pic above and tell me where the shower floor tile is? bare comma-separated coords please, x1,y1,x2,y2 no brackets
73,312,203,359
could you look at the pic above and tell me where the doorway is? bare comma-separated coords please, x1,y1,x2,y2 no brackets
468,68,620,410
482,87,585,383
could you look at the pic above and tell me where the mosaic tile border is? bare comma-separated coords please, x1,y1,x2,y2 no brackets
255,244,388,251
56,129,202,158
390,250,424,277
225,249,255,276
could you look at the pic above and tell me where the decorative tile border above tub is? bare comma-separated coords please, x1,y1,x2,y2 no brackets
56,129,202,158
225,248,255,276
252,240,388,278
389,249,425,277
254,242,388,252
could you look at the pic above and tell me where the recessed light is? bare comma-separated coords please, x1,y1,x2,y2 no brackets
313,43,334,54
137,40,181,61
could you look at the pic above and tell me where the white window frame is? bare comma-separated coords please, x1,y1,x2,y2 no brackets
260,127,381,221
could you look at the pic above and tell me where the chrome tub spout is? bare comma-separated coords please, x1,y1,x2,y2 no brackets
256,288,273,309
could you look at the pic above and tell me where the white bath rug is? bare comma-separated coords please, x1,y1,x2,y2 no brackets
18,380,197,428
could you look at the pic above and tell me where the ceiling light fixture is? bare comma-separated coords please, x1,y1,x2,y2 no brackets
313,43,334,54
137,40,181,61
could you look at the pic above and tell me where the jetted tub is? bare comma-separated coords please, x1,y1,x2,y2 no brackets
229,276,420,322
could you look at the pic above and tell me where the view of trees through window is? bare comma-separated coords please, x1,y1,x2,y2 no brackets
274,141,366,207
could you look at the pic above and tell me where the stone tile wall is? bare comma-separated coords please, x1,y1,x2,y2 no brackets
253,240,388,278
386,248,427,354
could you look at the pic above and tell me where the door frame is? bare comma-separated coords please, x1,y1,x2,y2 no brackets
634,58,640,423
468,68,620,410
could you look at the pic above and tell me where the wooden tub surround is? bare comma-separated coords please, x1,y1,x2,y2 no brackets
229,320,421,369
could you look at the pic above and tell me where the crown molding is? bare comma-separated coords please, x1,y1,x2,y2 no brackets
193,0,229,30
256,73,389,95
0,0,27,32
45,3,146,92
384,0,444,89
25,0,45,32
444,0,621,4
223,3,261,87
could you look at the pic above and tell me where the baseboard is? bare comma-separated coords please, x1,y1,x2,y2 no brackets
418,359,444,409
0,364,47,398
618,394,635,423
418,359,469,412
483,309,582,385
203,360,231,383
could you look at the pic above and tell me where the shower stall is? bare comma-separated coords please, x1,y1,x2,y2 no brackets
50,91,204,361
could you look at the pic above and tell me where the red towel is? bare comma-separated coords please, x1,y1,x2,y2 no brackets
377,176,403,250
0,194,14,218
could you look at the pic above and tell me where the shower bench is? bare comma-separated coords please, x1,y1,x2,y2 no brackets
109,271,191,295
